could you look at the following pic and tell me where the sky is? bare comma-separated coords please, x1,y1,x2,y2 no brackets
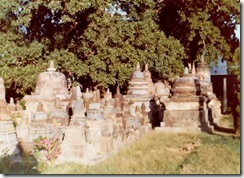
211,23,240,75
235,24,240,40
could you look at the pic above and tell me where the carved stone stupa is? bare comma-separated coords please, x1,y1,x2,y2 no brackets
23,61,71,114
0,77,7,112
34,60,70,100
143,64,155,95
124,63,151,112
163,67,206,128
196,54,211,82
127,63,149,96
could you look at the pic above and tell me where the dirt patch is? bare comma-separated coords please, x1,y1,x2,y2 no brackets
165,140,201,154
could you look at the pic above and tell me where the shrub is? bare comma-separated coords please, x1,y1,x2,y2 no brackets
33,135,61,166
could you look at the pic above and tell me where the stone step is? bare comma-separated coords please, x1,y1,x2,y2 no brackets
155,126,201,133
201,121,215,128
200,126,213,133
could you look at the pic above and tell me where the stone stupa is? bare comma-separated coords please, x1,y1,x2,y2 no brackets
162,66,206,129
23,60,71,114
124,63,151,113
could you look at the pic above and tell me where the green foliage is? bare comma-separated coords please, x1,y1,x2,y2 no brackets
156,0,240,65
79,4,185,86
0,0,240,95
228,47,240,134
18,99,26,110
0,30,46,95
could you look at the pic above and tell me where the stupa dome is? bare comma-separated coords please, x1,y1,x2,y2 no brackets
34,61,69,99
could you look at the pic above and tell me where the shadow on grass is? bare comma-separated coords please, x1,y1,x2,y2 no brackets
213,125,236,134
0,149,40,175
204,107,236,136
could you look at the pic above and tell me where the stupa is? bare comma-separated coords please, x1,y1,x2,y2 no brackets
0,77,7,114
124,63,151,112
154,81,170,101
196,54,211,82
33,60,70,100
162,67,207,129
23,60,71,114
127,63,149,95
143,64,155,95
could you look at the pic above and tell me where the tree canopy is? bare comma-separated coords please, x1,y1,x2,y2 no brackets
0,0,240,96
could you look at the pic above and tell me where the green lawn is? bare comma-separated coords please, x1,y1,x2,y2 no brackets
1,129,239,175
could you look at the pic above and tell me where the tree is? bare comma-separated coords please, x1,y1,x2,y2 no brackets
228,46,240,134
1,0,185,95
0,0,240,96
156,0,240,65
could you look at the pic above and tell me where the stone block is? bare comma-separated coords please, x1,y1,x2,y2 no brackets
160,122,165,127
165,101,201,110
49,109,68,119
87,110,104,120
33,112,48,122
164,110,202,127
89,103,101,110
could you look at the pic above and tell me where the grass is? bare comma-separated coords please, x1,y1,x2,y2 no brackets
1,131,240,174
0,154,42,174
218,114,234,128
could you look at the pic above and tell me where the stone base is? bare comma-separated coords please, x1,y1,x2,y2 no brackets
123,95,152,112
164,97,205,110
160,122,165,127
49,109,68,119
155,126,201,133
33,112,48,122
87,110,104,120
70,116,86,126
163,110,204,127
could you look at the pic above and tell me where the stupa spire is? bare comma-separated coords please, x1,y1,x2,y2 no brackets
145,64,148,71
136,62,140,70
47,60,56,72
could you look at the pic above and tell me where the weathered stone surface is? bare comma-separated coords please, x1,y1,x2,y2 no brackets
34,62,70,100
33,112,48,122
143,64,155,95
160,68,208,130
208,98,222,124
126,117,141,130
87,110,104,120
127,63,149,96
83,88,93,111
71,86,83,101
114,85,123,109
0,77,6,102
7,98,16,112
71,100,85,117
171,75,200,97
196,59,211,82
155,81,170,100
22,61,71,127
164,100,203,110
104,89,112,101
57,125,86,161
89,102,102,110
85,120,109,144
164,109,203,127
0,121,19,156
